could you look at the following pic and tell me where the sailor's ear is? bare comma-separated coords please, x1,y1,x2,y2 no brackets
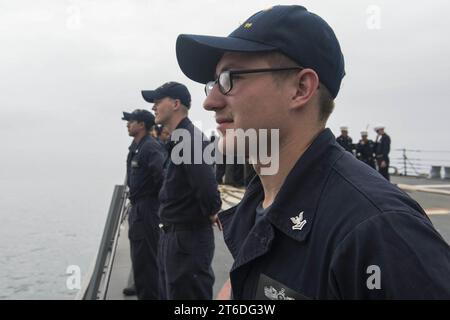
288,69,320,111
172,99,182,110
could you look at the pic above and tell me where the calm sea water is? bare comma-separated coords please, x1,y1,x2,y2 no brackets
0,176,118,299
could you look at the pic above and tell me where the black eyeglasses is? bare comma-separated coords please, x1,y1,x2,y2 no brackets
205,67,303,96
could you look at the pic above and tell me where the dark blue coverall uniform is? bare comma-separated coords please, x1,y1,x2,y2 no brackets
158,117,222,300
219,129,450,299
336,135,354,154
356,139,376,169
210,135,226,184
375,133,391,181
127,135,166,299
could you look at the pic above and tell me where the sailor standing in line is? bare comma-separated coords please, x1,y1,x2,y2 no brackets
374,125,391,181
123,109,166,299
142,82,222,300
336,125,354,154
356,130,376,169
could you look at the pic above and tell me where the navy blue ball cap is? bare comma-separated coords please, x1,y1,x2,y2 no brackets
176,5,345,98
142,81,191,108
122,109,155,126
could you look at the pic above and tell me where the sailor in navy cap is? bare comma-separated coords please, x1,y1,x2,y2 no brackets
122,109,166,299
142,82,222,300
175,5,450,299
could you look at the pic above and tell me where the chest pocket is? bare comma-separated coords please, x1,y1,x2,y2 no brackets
160,163,185,201
130,149,146,173
129,151,148,188
131,159,139,168
130,159,142,177
255,273,312,300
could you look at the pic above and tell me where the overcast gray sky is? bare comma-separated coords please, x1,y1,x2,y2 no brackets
1,0,449,191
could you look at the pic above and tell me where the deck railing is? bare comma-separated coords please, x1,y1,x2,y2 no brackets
76,184,128,300
390,149,450,178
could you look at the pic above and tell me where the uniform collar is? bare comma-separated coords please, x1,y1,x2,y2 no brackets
220,128,344,258
266,128,343,242
175,116,191,130
165,117,192,152
128,134,151,152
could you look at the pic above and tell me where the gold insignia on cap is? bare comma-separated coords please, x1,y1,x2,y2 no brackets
243,22,252,28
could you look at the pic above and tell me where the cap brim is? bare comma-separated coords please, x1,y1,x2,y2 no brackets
176,34,277,84
122,112,133,121
141,90,163,103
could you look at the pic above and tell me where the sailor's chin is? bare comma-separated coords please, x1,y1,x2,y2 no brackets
217,130,242,157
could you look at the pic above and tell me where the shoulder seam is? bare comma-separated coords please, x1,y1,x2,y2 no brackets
329,161,383,213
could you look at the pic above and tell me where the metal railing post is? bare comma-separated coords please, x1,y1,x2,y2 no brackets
403,148,407,176
80,184,127,300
